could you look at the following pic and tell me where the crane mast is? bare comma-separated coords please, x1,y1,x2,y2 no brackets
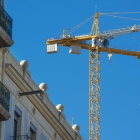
89,48,100,140
90,13,100,140
46,12,140,140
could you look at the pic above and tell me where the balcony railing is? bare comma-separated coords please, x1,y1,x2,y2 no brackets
0,81,10,112
0,5,13,38
10,135,32,140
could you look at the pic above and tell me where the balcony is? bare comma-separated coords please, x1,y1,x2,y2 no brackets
0,81,10,121
0,5,13,48
10,135,32,140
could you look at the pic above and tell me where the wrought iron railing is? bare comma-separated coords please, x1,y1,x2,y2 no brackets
10,135,32,140
0,81,10,112
0,5,13,38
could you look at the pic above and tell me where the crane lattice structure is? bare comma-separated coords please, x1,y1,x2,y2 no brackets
46,12,140,140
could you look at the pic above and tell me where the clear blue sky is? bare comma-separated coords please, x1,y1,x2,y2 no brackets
6,0,140,139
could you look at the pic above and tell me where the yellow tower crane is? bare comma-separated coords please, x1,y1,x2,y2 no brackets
46,12,140,140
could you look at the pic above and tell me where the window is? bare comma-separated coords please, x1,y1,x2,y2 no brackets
13,106,22,139
13,113,18,140
0,0,4,7
30,123,36,140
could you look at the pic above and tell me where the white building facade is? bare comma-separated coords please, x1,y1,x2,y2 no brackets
0,1,84,140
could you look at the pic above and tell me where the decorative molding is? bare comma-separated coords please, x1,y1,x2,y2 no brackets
29,94,74,140
54,131,57,139
29,115,38,128
4,72,58,139
32,107,36,115
4,73,64,140
57,135,62,140
4,74,18,96
36,110,54,138
17,90,21,99
21,97,33,113
4,65,76,140
13,97,23,111
39,127,51,140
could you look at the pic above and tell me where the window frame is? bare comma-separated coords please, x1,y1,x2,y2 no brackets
13,106,22,138
30,123,36,140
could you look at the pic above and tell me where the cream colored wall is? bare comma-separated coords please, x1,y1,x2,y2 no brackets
3,75,60,140
0,48,84,140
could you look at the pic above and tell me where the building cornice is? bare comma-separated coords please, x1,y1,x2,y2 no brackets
5,64,75,140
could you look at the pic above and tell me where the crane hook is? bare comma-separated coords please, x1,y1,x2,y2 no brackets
108,54,112,64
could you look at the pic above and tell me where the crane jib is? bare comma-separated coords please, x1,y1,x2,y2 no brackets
46,12,140,140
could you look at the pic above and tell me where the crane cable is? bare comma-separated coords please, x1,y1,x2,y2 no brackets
101,12,140,15
101,13,140,21
65,12,140,35
67,15,95,34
